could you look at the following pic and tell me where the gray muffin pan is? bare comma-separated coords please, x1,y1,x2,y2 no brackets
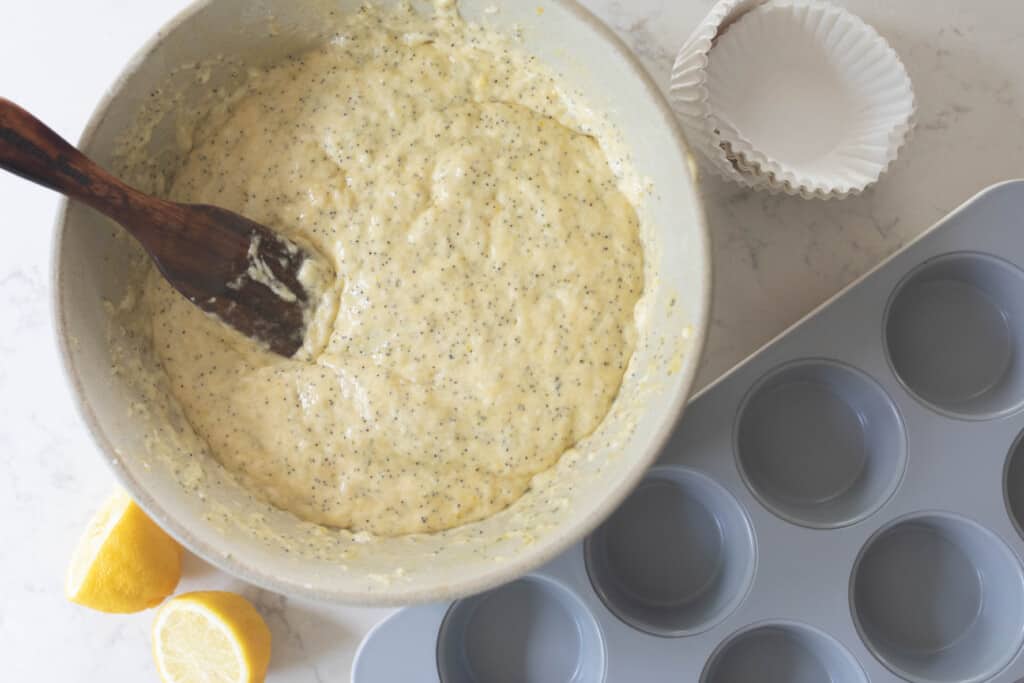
353,180,1024,682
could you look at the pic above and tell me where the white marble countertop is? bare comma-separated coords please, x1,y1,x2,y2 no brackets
1,0,1022,680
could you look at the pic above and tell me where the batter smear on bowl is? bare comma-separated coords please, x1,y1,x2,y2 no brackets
140,3,644,536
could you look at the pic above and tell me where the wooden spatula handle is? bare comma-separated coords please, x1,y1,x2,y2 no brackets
0,97,172,241
0,98,123,201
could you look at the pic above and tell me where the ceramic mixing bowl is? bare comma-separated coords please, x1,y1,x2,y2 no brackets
53,0,710,605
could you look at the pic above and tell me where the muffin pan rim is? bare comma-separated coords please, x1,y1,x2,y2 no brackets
434,572,609,683
582,464,759,639
732,357,910,530
882,249,1024,422
1003,428,1024,543
699,618,870,683
848,509,1024,683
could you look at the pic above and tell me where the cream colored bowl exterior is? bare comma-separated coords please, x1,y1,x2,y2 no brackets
53,0,710,605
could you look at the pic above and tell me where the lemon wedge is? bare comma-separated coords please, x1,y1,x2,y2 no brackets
153,591,272,683
66,488,182,613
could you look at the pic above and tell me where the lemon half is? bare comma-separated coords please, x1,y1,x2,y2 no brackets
66,488,182,613
153,591,272,683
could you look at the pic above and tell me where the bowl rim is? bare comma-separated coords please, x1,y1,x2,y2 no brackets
50,0,712,606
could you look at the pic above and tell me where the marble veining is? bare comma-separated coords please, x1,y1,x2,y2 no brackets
1,0,1023,680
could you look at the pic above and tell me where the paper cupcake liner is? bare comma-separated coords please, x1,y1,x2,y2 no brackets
728,144,852,199
705,0,916,197
669,0,769,187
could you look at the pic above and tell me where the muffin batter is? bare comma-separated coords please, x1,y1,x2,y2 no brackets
144,3,644,536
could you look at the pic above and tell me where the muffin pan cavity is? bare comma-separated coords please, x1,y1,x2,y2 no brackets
355,183,1024,683
736,361,906,528
584,467,755,636
885,252,1024,418
436,576,605,683
1005,432,1024,540
702,622,867,683
851,513,1024,682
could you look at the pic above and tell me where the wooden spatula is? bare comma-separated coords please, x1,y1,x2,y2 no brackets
0,98,330,357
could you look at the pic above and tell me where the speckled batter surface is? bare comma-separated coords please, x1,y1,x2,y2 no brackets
143,3,644,536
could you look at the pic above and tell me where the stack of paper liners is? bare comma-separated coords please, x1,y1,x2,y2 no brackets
670,0,915,199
